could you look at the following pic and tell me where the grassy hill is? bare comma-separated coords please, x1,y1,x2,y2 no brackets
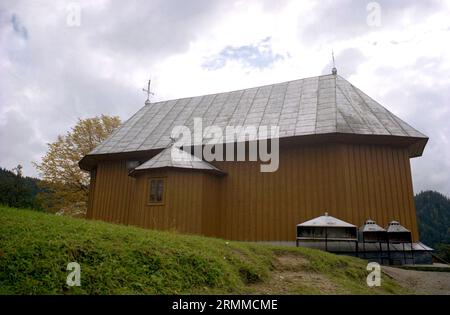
0,206,407,294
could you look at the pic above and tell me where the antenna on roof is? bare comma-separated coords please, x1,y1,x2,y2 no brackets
142,79,155,105
169,136,177,144
331,50,337,75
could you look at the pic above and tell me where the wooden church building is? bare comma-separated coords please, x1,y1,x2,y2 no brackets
79,71,428,242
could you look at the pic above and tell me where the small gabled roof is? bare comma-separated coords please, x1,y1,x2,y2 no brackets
87,73,428,158
360,219,386,232
415,242,434,251
297,213,356,228
386,221,410,233
130,145,225,176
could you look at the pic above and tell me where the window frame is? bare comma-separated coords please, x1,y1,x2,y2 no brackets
147,177,166,206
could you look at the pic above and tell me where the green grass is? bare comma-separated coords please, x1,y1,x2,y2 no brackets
0,206,407,294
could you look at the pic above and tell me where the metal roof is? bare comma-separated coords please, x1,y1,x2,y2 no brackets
360,219,386,232
130,145,225,175
415,242,434,251
297,213,356,228
89,73,427,156
386,221,411,233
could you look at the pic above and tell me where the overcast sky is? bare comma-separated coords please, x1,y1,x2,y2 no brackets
1,0,449,196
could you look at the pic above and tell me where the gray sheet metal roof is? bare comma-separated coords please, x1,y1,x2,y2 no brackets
131,145,224,175
414,242,434,251
89,74,427,156
386,221,411,233
297,213,356,228
360,219,386,232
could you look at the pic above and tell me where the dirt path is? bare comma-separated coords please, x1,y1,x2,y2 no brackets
247,251,450,294
383,266,450,294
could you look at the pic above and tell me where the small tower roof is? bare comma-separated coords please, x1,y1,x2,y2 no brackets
386,221,410,233
360,219,386,232
297,213,356,228
130,145,225,176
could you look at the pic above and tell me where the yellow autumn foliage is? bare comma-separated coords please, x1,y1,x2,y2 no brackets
35,115,120,216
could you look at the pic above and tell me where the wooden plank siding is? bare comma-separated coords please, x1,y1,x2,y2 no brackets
129,170,205,234
86,143,419,241
88,160,135,224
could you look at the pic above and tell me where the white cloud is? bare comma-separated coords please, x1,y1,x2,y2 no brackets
0,0,449,196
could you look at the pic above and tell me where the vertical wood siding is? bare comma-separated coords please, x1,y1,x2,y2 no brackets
128,170,206,235
86,168,96,220
213,143,418,241
86,143,419,241
87,160,135,224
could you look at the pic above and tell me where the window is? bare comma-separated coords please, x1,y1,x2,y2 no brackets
148,178,165,205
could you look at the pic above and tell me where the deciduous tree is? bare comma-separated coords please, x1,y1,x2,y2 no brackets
35,115,120,216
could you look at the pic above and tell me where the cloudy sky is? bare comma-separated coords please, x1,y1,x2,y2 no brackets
1,0,449,195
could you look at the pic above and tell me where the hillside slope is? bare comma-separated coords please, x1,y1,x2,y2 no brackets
0,206,406,294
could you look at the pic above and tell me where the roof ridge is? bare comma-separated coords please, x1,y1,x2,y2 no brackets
91,104,151,153
335,77,377,134
135,98,186,151
291,78,305,134
351,82,423,137
334,73,338,134
147,74,336,106
112,103,158,152
349,81,391,135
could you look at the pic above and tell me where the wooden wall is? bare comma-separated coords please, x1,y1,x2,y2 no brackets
128,170,208,235
86,143,419,241
87,160,135,224
212,143,418,241
201,175,221,237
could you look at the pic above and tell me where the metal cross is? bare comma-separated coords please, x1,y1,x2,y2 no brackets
142,79,155,103
332,49,336,68
331,50,337,75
